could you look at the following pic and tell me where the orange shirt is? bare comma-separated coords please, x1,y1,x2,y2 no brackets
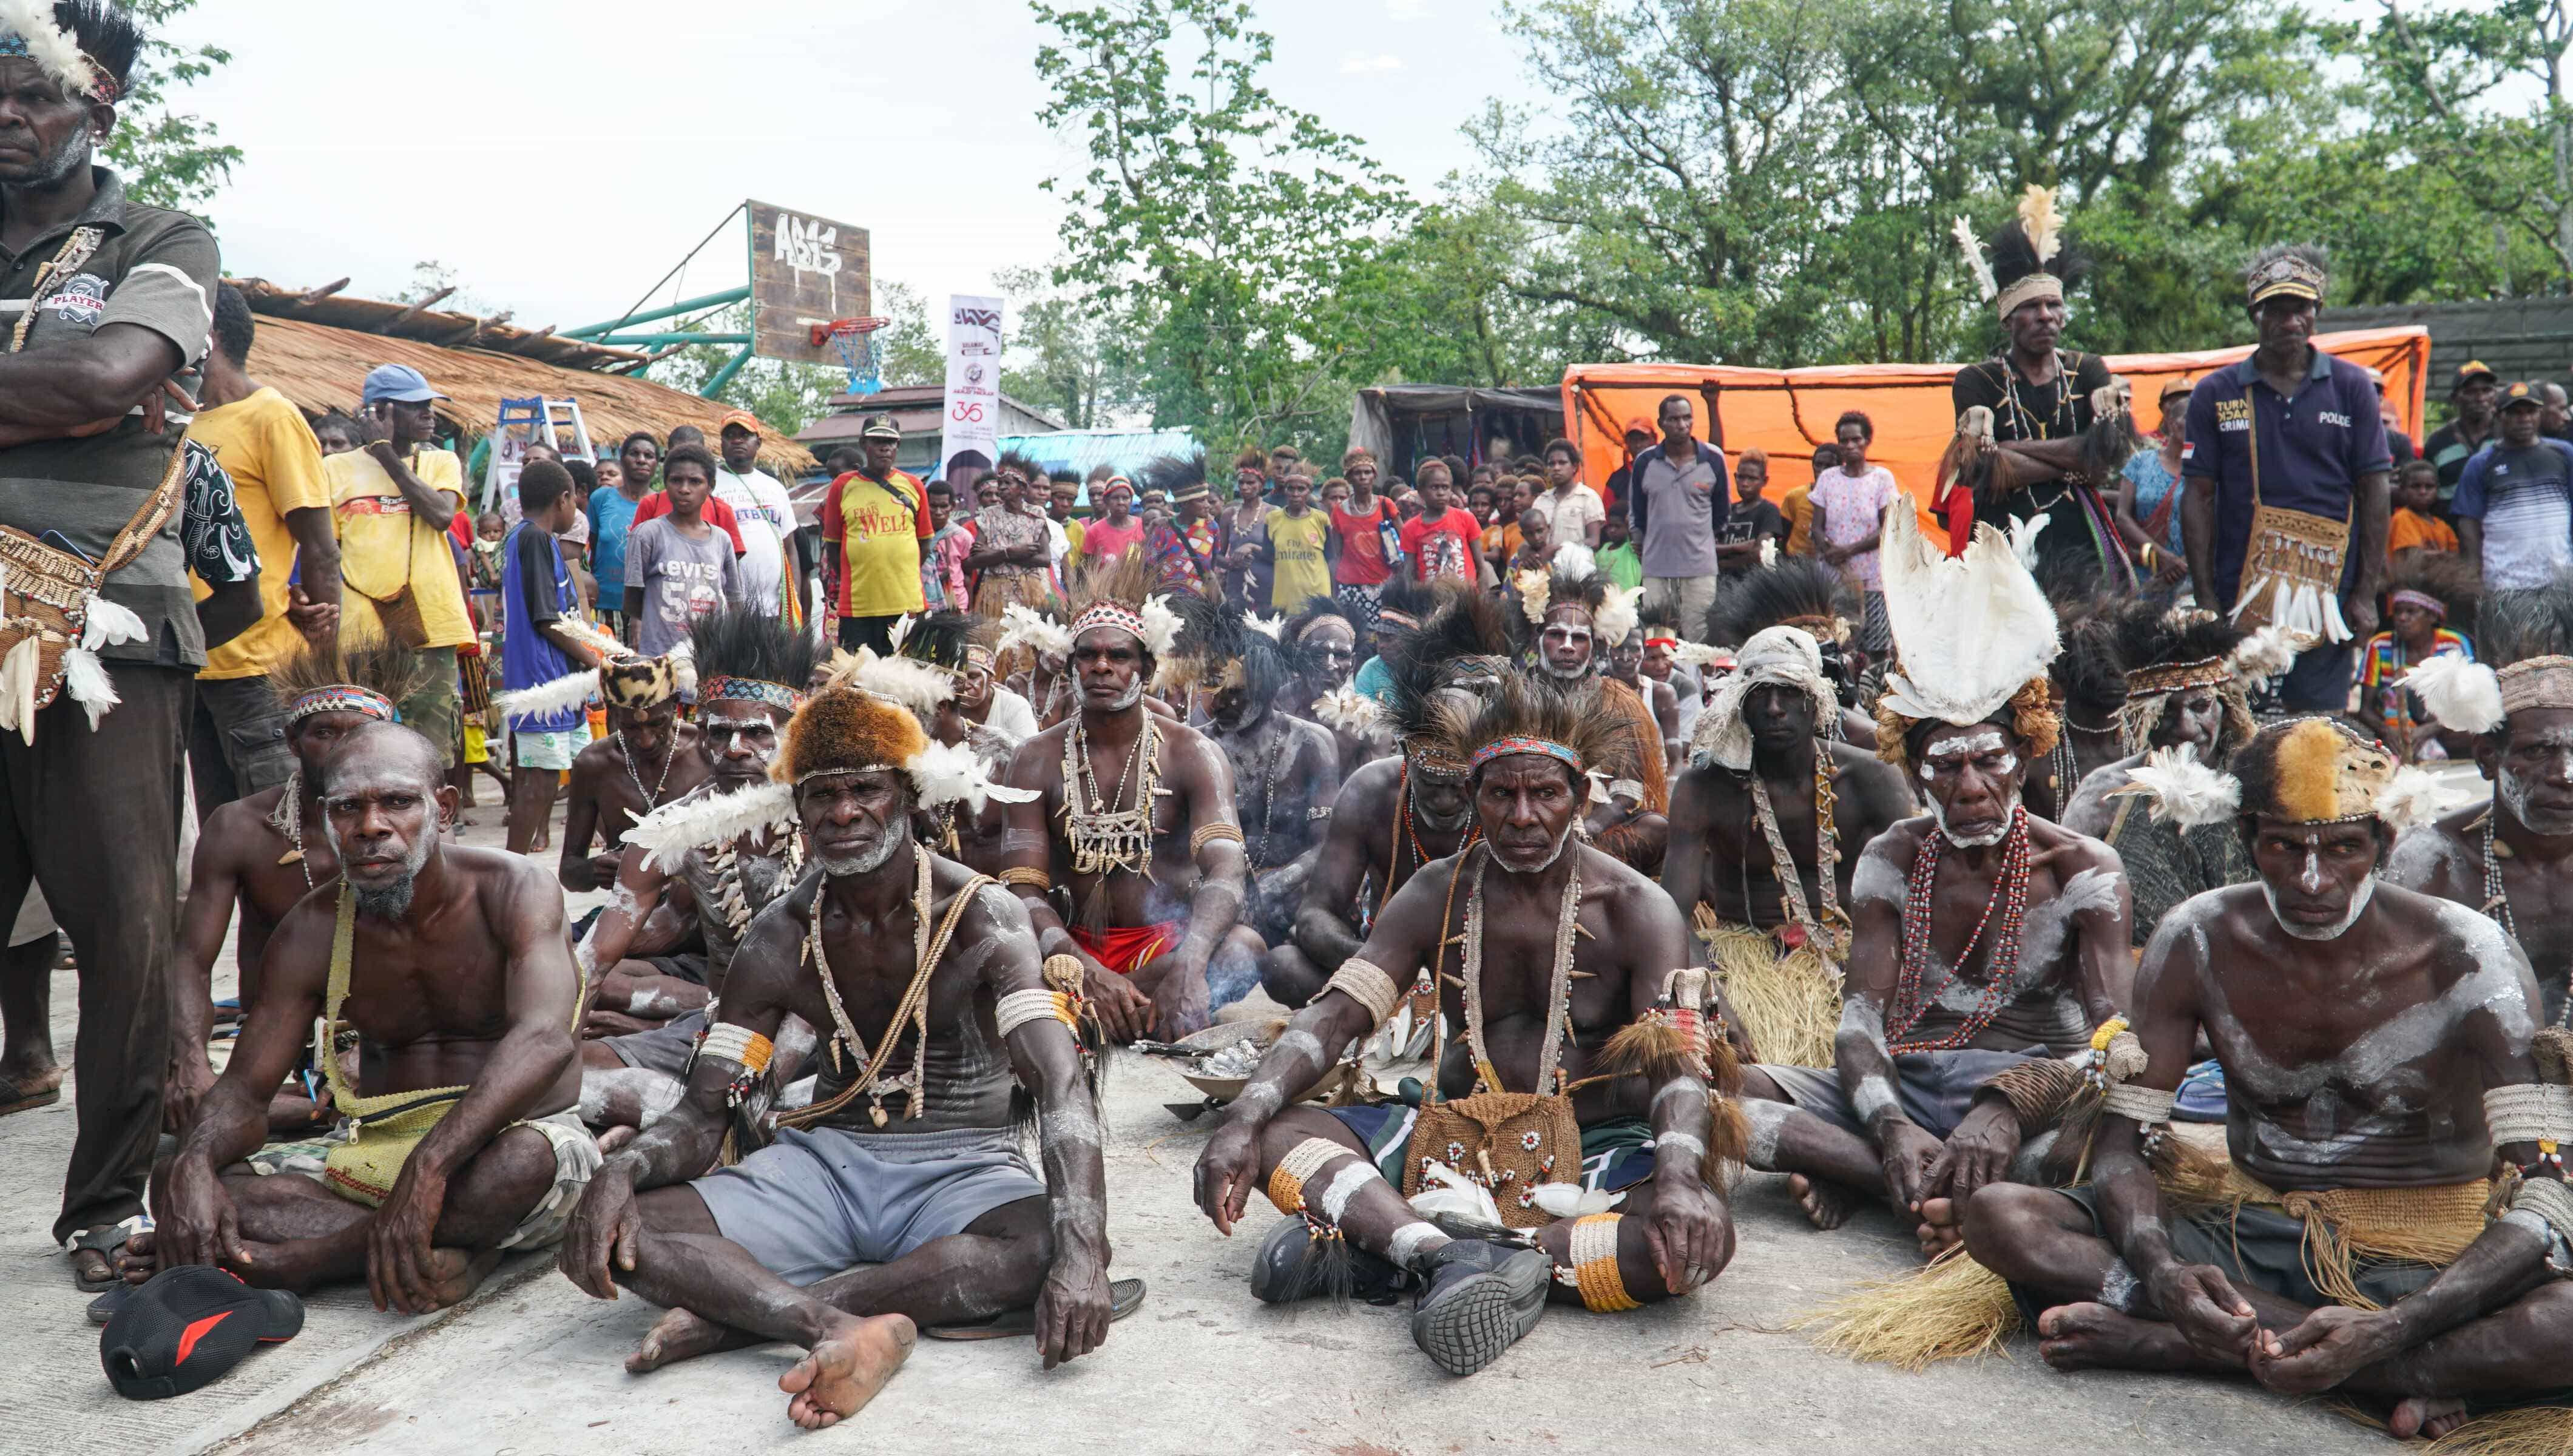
2388,506,2457,562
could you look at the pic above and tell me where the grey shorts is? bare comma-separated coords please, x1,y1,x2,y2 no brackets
693,1124,1047,1287
1755,1048,2040,1140
606,1008,707,1077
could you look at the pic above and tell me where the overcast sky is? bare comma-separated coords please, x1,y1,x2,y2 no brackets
164,0,1523,339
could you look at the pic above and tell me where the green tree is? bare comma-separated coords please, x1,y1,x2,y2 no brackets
101,0,240,212
996,263,1132,428
1032,0,1413,450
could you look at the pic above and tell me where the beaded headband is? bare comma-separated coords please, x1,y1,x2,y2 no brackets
1405,740,1471,777
2387,589,2446,621
0,30,120,104
1469,735,1583,772
1296,615,1353,643
1070,602,1148,645
962,644,994,672
2124,656,2232,699
699,676,803,713
288,685,399,724
1993,272,2063,322
1374,610,1419,630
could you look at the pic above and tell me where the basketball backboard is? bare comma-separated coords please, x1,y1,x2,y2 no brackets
748,200,871,365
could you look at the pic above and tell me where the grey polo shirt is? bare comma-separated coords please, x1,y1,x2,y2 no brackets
0,167,219,668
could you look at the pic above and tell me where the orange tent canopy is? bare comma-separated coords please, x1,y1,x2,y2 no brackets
1561,327,2430,528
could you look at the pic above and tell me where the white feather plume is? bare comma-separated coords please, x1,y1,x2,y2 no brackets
2018,184,2063,265
2108,744,2240,829
2228,624,2307,686
1875,508,2060,730
493,668,597,724
2006,511,2051,573
61,645,116,730
998,603,1072,659
1597,582,1642,649
1759,536,1779,568
80,595,146,652
848,653,955,719
1139,595,1183,658
1672,641,1729,671
626,781,796,874
1312,685,1387,739
2402,653,2503,735
1514,567,1550,624
2373,766,2444,835
887,613,917,654
0,0,98,101
1952,215,1998,300
1550,542,1597,583
905,738,1040,814
1245,612,1285,641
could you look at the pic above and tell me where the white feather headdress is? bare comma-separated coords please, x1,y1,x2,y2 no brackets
1596,582,1643,649
1245,612,1285,641
997,602,1073,659
2373,766,2445,835
1951,215,1998,302
625,781,797,874
1550,542,1596,583
2228,624,2307,686
907,736,1039,815
2018,184,2063,265
0,0,98,101
2402,653,2503,735
1875,507,2060,730
493,669,598,723
2107,744,2240,829
1671,640,1730,672
1138,595,1184,659
1514,568,1551,624
1313,684,1388,740
830,650,955,720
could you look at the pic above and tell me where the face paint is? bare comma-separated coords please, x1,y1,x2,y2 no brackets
1927,792,2010,848
2260,871,2375,942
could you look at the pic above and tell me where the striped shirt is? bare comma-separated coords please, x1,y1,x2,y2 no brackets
0,169,219,667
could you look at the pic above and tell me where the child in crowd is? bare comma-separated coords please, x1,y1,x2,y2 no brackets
2355,551,2479,761
622,443,742,658
2387,458,2460,566
1506,501,1555,579
1784,442,1834,556
1265,472,1331,610
1597,510,1643,589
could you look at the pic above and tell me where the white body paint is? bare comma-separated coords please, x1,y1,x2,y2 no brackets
2382,825,2461,888
1653,1076,1711,1113
2098,1258,2139,1312
1852,1074,1898,1124
1654,1129,1706,1159
1387,1221,1448,1266
2016,865,2123,969
1850,851,1909,909
1315,1161,1381,1222
1740,1098,1791,1167
2260,874,2375,942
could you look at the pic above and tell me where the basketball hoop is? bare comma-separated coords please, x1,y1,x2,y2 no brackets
810,317,890,398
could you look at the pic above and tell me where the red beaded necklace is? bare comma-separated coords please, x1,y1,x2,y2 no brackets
1888,806,2032,1053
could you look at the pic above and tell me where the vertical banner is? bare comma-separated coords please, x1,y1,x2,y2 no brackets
943,294,1005,510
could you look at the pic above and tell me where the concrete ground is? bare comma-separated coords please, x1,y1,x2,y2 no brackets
1,792,2396,1456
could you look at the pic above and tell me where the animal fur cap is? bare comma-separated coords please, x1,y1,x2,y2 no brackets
779,675,1038,815
2234,716,2438,831
1690,626,1839,772
1876,507,2061,733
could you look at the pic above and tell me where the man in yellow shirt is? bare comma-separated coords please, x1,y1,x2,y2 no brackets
819,414,929,654
322,365,473,766
184,285,341,814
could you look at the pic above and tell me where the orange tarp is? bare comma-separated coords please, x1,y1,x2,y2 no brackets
1561,327,2430,530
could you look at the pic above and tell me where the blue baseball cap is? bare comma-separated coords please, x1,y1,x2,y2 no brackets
360,364,449,406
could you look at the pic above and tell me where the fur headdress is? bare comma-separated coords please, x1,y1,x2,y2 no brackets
1873,508,2061,773
268,639,428,728
2107,601,2254,757
494,637,683,726
1158,592,1291,708
689,605,817,716
1137,451,1214,511
0,0,134,104
774,679,1036,816
1065,547,1181,658
1424,673,1638,787
2415,570,2573,735
900,609,997,679
2231,716,2437,832
1714,556,1855,649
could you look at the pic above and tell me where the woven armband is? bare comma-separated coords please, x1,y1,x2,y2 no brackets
996,987,1075,1040
1265,1136,1351,1215
1567,1213,1640,1312
2101,1082,2175,1127
2485,1084,2573,1150
1000,866,1053,890
1985,1058,2083,1136
1191,822,1245,854
698,1022,774,1074
1608,778,1645,803
2510,1176,2573,1261
1324,957,1402,1028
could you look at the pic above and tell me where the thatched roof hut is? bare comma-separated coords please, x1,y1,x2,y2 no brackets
229,277,817,479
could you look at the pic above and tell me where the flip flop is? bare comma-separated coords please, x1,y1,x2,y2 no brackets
67,1216,149,1293
86,1281,134,1326
0,1071,61,1117
922,1278,1146,1341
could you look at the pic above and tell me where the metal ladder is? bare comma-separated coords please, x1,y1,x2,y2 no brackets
486,397,597,511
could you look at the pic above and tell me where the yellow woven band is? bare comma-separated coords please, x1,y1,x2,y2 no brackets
1571,1213,1640,1312
995,988,1073,1040
698,1022,774,1074
1324,957,1402,1028
1001,866,1053,889
1191,822,1246,854
1266,1137,1349,1215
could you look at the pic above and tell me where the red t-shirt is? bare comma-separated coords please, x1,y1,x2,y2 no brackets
1399,507,1483,583
633,491,748,554
1328,497,1401,587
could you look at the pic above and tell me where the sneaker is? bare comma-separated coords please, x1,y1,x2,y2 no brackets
1407,1238,1550,1375
1248,1216,1413,1306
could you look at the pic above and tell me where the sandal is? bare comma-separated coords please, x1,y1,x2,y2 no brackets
0,1069,62,1117
66,1215,149,1293
922,1278,1147,1341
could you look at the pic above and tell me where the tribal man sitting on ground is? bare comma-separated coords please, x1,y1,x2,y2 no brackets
166,643,425,1134
1739,512,2131,1255
572,609,821,1136
2061,602,2271,946
1167,596,1339,971
1276,595,1386,774
1662,624,1912,1070
1711,558,1883,749
2390,585,2573,1024
1513,545,1668,874
130,721,593,1312
1259,593,1512,1008
1194,677,1744,1377
999,553,1258,1041
558,650,712,894
1963,717,2573,1446
555,673,1118,1430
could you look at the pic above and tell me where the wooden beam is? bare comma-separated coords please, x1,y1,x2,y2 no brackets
620,344,688,373
296,277,351,306
384,286,458,332
447,311,515,346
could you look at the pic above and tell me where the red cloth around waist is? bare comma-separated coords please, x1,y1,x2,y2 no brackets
1070,920,1185,974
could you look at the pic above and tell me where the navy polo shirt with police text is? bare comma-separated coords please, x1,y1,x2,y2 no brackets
2181,347,2392,611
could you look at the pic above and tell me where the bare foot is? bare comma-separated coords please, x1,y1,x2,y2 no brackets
2036,1303,2210,1373
1787,1173,1853,1230
627,1305,759,1373
2388,1396,2472,1441
1915,1196,1964,1259
113,1229,160,1284
780,1315,916,1429
418,1247,503,1310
